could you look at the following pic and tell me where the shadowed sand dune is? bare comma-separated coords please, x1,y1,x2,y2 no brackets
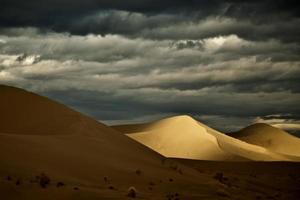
0,85,218,199
113,115,300,161
230,123,300,157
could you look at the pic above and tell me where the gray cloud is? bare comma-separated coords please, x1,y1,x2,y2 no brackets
0,1,300,132
254,114,300,136
1,1,300,43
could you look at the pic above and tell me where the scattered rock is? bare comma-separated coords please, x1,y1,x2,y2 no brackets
214,172,224,181
178,169,183,175
135,169,142,176
127,186,137,198
15,179,21,186
103,176,109,183
149,181,155,186
56,182,64,187
166,192,180,200
39,173,50,188
108,185,115,190
6,176,12,181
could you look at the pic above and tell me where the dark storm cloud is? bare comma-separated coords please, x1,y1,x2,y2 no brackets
0,0,222,27
1,0,300,42
0,1,300,132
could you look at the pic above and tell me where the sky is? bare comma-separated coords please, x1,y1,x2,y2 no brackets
0,0,300,133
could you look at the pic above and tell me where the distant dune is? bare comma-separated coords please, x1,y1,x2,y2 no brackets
113,116,300,161
231,123,300,157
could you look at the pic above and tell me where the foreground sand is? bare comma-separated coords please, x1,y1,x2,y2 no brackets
1,85,300,199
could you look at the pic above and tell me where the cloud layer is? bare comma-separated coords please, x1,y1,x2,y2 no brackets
0,1,300,132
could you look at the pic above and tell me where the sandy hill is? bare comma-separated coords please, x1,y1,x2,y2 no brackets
231,123,300,157
0,85,211,199
113,115,300,161
114,115,242,161
0,85,118,136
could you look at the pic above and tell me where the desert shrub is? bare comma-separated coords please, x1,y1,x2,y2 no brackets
178,169,183,175
56,182,64,187
108,185,115,190
214,172,224,182
73,187,79,190
169,178,174,182
15,179,21,186
149,181,155,186
166,192,180,200
127,186,137,198
135,169,142,176
103,176,109,183
39,173,50,188
6,176,12,181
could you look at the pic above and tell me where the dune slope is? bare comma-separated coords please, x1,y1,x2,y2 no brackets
0,85,114,136
231,123,300,157
114,116,242,160
0,85,211,199
113,116,300,161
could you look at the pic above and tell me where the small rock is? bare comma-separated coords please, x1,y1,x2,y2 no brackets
127,186,137,198
56,182,64,187
73,187,79,190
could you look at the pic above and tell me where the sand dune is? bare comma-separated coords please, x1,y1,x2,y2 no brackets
0,85,212,199
231,123,300,157
114,115,300,161
1,85,300,199
114,116,242,160
0,85,114,136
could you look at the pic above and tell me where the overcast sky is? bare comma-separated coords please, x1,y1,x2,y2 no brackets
0,0,300,133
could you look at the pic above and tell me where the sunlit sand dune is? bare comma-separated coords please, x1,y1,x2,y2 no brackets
231,123,300,157
114,115,242,160
114,116,300,161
